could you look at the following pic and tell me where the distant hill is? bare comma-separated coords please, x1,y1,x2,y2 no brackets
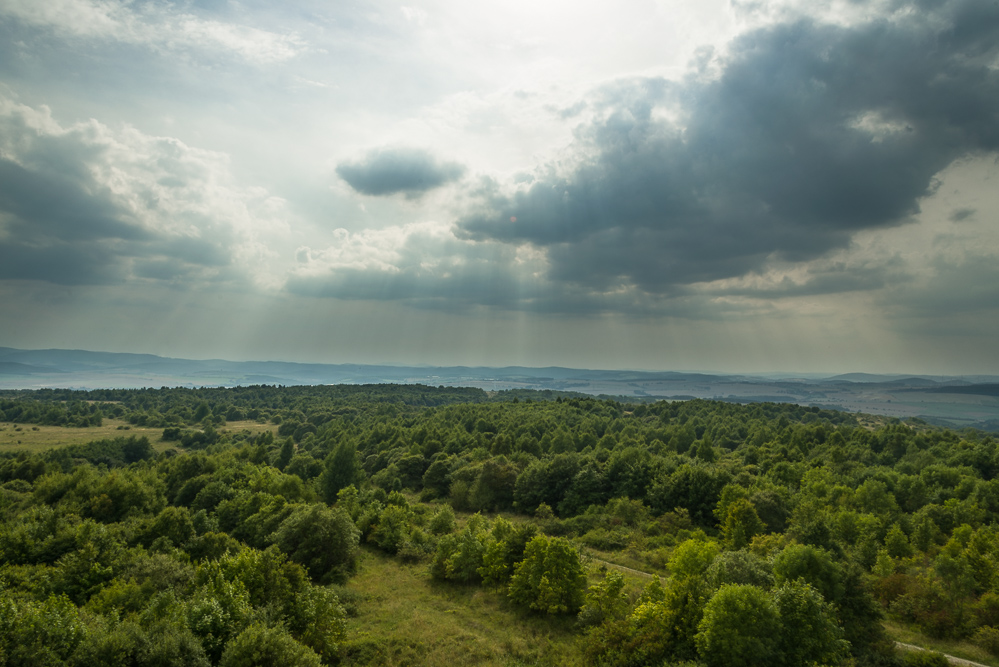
1,347,998,430
0,361,63,375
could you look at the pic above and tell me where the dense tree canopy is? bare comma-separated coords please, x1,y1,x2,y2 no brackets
0,384,994,665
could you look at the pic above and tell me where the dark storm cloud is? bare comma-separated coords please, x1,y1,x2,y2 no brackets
458,0,999,295
0,103,257,287
0,242,123,284
336,148,465,197
0,159,147,243
0,157,146,285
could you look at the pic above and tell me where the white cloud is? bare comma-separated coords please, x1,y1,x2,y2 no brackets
0,0,304,63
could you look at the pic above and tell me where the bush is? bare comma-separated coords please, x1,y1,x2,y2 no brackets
218,623,321,667
269,504,360,584
973,625,999,656
508,535,586,615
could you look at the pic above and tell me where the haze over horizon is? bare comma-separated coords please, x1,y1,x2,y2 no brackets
1,0,997,375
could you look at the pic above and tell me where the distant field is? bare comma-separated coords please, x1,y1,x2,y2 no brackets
341,546,587,666
0,419,278,454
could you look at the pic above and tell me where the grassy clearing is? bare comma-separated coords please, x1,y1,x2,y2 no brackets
581,546,665,580
341,547,589,667
885,621,999,667
0,419,277,454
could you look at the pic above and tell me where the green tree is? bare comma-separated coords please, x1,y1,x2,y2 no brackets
218,623,321,667
288,586,347,663
885,522,914,558
508,535,586,614
772,580,849,667
269,504,359,584
0,594,88,667
320,442,360,503
624,575,711,663
428,504,456,535
696,584,780,667
772,543,843,602
669,539,720,580
578,570,628,626
705,550,773,589
721,498,765,549
275,438,295,472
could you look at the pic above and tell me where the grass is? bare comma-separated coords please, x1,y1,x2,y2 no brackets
0,419,278,454
885,620,999,667
341,547,589,667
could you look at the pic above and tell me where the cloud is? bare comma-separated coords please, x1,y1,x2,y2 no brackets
949,208,975,222
885,254,999,320
0,0,303,64
286,221,544,310
284,219,759,319
287,0,999,320
0,98,288,286
336,147,466,197
457,0,999,299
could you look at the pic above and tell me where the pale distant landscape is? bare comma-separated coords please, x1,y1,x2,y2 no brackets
3,347,997,431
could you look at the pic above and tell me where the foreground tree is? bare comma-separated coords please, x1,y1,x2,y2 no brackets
269,504,360,584
508,535,586,614
696,584,780,667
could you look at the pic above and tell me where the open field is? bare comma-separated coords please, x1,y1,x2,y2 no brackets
0,419,278,454
341,547,588,667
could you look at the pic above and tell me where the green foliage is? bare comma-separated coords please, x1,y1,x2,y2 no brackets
269,503,360,584
188,561,254,662
218,623,322,667
771,580,849,667
288,586,347,662
508,535,586,614
427,504,456,535
720,497,765,549
772,543,843,602
0,594,87,666
696,584,780,667
577,570,628,626
669,539,720,580
705,550,773,589
432,514,489,583
320,441,360,503
604,574,710,664
369,504,411,554
5,385,999,666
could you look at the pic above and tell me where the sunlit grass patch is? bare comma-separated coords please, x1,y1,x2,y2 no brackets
341,546,587,666
0,418,277,454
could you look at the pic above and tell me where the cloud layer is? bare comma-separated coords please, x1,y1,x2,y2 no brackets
1,0,998,372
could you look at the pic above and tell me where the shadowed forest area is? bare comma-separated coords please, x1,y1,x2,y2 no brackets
2,384,998,666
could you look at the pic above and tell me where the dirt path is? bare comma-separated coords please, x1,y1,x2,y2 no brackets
895,641,992,667
587,556,656,579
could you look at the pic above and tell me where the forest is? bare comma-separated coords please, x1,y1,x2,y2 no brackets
1,383,998,666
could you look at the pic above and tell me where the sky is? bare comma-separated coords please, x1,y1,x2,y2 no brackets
0,0,997,375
